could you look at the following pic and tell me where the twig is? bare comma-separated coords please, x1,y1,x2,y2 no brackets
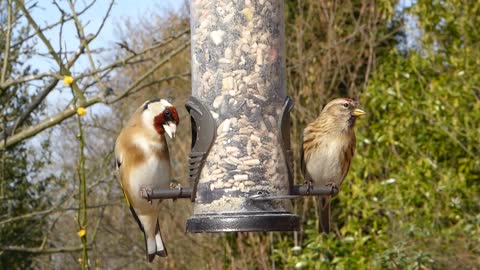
0,201,121,226
0,245,91,254
1,28,189,142
9,0,96,48
3,1,100,140
0,24,189,150
1,72,62,89
0,96,102,150
116,41,137,55
73,96,89,270
109,40,190,104
13,0,86,103
0,117,5,198
75,28,189,82
116,72,191,99
67,0,114,96
0,0,12,85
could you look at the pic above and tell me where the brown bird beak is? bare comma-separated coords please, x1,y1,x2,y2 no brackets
353,108,366,116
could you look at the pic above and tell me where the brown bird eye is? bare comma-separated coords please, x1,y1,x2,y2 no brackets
343,103,349,108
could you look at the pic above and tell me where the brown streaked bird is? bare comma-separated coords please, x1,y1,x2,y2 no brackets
115,98,179,261
301,98,366,233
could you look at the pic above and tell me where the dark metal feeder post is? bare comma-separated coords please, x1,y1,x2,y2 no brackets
186,0,299,232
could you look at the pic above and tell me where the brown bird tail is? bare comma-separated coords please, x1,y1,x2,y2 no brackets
318,196,331,234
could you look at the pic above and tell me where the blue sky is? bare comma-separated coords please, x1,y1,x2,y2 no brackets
23,0,185,110
25,0,185,170
29,0,184,72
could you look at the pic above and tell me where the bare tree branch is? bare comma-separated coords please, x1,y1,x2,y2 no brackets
0,245,91,254
0,0,12,85
0,38,190,150
122,72,191,98
2,1,103,140
1,96,102,149
67,0,114,95
0,201,122,226
76,28,189,82
1,72,62,89
109,40,190,104
9,0,96,48
0,25,189,144
13,0,86,103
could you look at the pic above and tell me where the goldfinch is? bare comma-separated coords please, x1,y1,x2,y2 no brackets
301,98,365,233
115,98,179,261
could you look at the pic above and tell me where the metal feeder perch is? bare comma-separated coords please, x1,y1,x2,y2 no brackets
140,0,338,233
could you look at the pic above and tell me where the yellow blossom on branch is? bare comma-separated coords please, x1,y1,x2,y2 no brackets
77,229,86,237
77,107,87,116
63,75,74,85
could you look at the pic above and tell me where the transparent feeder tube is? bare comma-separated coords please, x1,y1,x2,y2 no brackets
190,0,289,214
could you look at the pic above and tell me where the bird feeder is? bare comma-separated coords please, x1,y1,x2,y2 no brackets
184,0,298,232
141,0,338,233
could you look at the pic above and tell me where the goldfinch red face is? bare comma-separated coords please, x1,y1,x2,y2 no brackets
142,99,179,138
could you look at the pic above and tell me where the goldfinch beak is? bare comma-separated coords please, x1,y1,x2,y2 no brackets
353,108,366,116
163,122,176,139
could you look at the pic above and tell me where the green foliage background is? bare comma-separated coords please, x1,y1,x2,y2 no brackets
274,0,480,269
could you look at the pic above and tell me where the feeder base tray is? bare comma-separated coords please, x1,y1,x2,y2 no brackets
186,212,300,232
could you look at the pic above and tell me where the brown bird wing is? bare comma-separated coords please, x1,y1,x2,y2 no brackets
114,135,152,261
339,132,356,186
300,134,312,182
300,132,305,174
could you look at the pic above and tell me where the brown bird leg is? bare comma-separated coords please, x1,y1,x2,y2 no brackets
140,187,153,204
326,182,339,195
304,179,314,194
170,182,183,202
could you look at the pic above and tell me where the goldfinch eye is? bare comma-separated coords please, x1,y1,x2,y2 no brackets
343,103,349,108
